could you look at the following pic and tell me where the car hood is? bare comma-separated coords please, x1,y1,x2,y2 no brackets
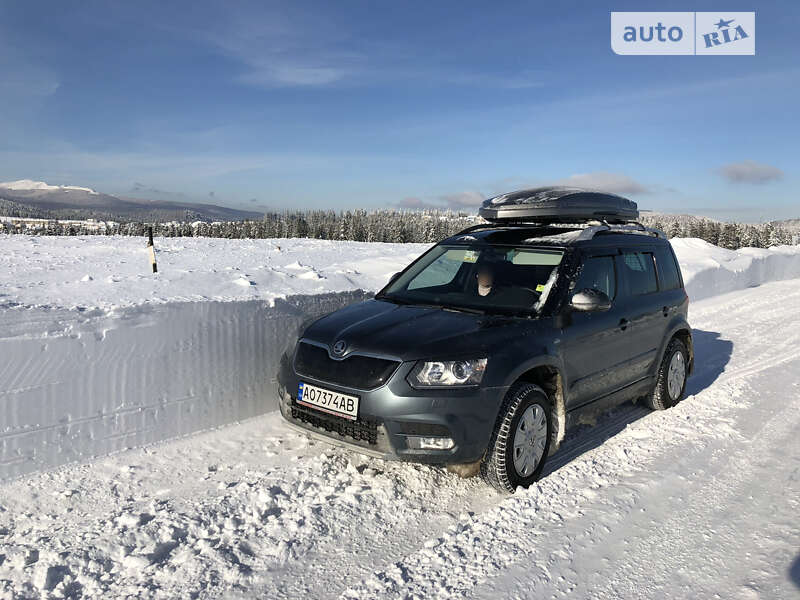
302,298,541,361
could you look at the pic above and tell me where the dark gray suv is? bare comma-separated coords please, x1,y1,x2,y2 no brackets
277,187,693,492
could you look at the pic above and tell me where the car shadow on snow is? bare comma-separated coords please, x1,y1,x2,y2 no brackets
684,329,734,397
542,402,651,478
542,328,732,479
790,554,800,589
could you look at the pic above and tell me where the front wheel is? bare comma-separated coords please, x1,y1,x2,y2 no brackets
481,383,552,493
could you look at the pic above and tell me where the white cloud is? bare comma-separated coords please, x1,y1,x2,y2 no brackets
0,37,60,99
718,160,784,184
237,64,349,87
396,197,438,210
395,190,484,211
440,191,484,209
186,5,548,90
554,172,650,195
421,69,545,90
190,5,360,88
0,39,60,141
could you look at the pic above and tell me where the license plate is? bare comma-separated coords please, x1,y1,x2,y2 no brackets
297,382,359,420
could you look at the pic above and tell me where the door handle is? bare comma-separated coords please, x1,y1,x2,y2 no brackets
662,306,669,317
619,318,629,331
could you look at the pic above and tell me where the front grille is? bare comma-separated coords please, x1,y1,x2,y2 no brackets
294,342,400,390
291,402,378,445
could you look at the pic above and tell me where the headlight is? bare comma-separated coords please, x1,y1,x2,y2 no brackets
408,358,487,387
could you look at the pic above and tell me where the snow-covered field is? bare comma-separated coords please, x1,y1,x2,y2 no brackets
1,234,800,598
0,236,428,310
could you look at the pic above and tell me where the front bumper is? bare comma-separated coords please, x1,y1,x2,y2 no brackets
276,353,506,464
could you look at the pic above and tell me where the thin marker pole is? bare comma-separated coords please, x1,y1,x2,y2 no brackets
147,226,158,273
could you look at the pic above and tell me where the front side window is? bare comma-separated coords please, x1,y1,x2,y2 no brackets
621,251,658,295
574,255,616,299
380,244,564,315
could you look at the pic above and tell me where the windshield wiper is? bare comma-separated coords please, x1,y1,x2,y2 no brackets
483,306,536,318
377,295,484,314
439,304,485,315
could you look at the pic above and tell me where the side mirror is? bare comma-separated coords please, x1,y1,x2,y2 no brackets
570,289,612,312
387,272,401,285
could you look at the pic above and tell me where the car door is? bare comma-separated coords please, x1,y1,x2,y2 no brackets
614,247,664,385
561,250,635,409
654,242,687,334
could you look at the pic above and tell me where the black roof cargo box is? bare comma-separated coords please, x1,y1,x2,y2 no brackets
479,186,639,224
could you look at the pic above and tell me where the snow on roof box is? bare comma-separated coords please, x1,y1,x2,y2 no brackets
479,186,639,224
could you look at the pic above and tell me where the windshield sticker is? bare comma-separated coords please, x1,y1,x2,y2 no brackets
463,250,479,263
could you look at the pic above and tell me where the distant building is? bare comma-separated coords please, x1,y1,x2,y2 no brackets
0,216,115,232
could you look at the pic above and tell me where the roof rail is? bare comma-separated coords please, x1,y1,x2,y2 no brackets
575,221,667,241
456,220,666,239
454,222,503,235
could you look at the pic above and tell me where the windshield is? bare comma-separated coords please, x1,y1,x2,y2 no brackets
379,244,564,315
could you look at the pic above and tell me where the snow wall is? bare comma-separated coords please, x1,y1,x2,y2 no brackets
672,239,800,302
0,291,371,480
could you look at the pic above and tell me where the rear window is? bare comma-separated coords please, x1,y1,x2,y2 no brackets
655,246,682,291
621,251,657,295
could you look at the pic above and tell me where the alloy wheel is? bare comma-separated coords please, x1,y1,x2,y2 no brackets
512,404,548,478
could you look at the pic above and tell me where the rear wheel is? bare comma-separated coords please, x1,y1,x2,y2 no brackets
481,383,551,493
645,338,688,410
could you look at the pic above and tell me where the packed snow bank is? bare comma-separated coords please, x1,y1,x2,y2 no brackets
671,238,800,301
1,234,799,480
0,292,370,480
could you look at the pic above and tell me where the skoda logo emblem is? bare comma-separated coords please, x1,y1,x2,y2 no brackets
332,340,347,356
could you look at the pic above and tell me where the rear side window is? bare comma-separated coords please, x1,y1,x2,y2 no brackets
655,246,682,291
621,251,657,295
574,255,616,299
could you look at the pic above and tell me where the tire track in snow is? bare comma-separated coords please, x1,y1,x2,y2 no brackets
470,374,800,599
340,279,800,599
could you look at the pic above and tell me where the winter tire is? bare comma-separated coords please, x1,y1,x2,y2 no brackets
645,337,688,411
481,383,552,493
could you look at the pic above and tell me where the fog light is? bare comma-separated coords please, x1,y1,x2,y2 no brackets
405,435,455,450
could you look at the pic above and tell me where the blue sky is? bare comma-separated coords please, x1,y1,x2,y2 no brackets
0,0,798,220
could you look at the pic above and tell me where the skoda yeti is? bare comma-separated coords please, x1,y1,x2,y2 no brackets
277,187,693,492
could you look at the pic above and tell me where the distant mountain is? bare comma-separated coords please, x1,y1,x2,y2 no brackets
0,180,264,222
0,179,99,194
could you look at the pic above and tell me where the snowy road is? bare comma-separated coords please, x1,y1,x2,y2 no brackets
2,279,800,599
